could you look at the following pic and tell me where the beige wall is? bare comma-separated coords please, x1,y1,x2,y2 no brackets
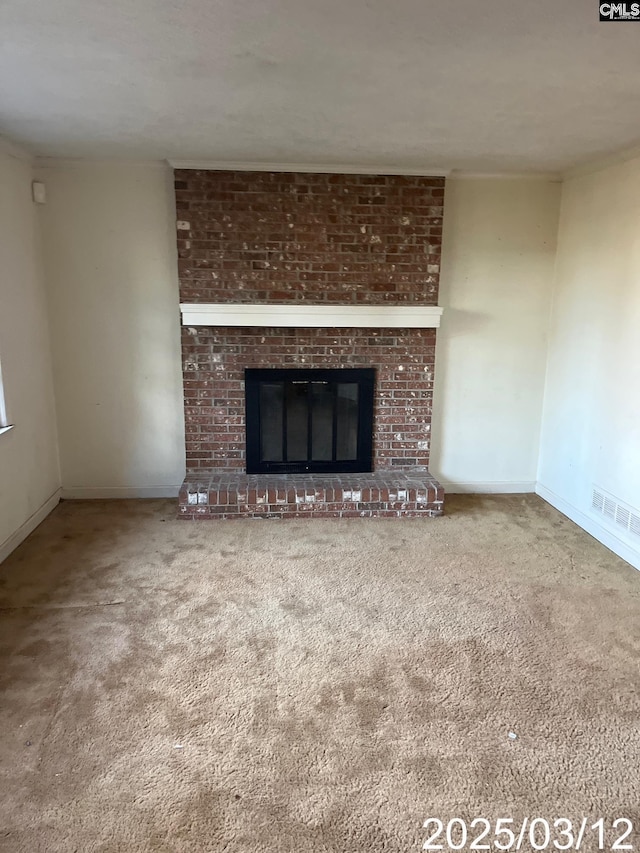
35,165,562,497
0,144,60,559
537,156,640,569
431,178,561,491
36,161,185,497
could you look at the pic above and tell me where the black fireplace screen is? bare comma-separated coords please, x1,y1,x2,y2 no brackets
245,368,375,474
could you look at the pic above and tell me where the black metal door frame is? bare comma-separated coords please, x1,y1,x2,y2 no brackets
245,367,375,474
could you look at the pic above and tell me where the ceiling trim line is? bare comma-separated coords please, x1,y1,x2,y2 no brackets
563,143,640,180
34,157,169,170
0,135,33,163
450,170,562,181
168,159,450,177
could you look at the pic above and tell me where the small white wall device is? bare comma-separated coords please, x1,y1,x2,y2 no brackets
32,181,47,204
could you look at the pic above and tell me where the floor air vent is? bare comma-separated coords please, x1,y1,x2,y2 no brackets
592,486,640,539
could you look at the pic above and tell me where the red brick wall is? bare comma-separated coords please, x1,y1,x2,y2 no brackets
175,170,444,472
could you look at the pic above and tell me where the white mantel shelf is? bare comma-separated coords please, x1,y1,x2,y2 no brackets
180,303,443,329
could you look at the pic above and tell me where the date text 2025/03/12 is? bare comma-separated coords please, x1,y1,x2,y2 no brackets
422,817,635,851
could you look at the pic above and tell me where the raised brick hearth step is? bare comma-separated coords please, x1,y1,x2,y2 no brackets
178,470,444,519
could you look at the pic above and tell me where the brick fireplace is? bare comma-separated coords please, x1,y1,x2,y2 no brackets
175,169,445,518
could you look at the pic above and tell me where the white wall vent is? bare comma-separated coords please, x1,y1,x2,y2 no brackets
592,486,640,540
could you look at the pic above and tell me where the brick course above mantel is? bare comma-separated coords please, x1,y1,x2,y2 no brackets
174,169,444,305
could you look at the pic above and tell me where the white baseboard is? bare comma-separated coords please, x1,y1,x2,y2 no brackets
536,483,640,572
61,485,181,500
0,489,61,565
441,480,536,494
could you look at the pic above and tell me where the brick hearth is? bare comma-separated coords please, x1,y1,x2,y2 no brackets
179,471,444,519
174,169,446,520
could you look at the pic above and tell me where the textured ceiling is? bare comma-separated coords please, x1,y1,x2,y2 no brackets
2,0,640,172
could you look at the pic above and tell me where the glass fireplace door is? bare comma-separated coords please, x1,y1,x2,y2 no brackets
245,368,374,474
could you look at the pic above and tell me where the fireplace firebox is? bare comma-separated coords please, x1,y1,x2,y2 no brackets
245,368,375,474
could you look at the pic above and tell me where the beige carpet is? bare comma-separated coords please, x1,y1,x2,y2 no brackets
0,495,639,852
